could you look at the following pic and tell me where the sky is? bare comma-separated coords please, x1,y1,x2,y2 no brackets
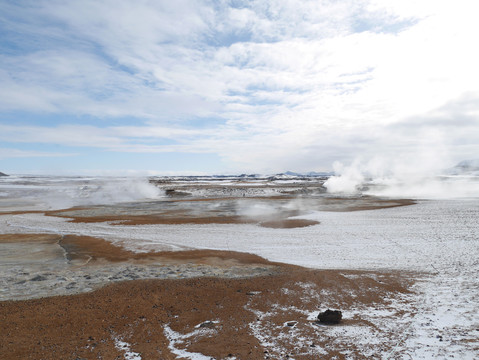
0,0,478,175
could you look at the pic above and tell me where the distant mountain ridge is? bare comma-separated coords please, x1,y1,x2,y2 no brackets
0,172,8,177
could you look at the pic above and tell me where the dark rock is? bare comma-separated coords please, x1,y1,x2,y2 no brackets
30,275,47,282
126,273,140,280
165,189,191,197
317,309,342,324
0,172,8,177
66,282,77,289
199,321,215,329
286,321,297,327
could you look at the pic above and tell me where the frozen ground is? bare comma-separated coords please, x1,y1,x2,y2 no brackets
1,200,478,358
1,175,478,358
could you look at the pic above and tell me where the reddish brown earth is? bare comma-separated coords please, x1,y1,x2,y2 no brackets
38,197,413,227
0,197,414,228
58,234,281,268
0,267,414,360
0,197,418,359
0,233,268,264
259,219,320,228
0,235,416,360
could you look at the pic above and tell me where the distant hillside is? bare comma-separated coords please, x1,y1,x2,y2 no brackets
0,172,8,177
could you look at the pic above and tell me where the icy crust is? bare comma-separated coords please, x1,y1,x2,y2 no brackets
0,262,273,301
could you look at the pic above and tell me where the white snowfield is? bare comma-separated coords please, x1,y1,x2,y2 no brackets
0,175,478,358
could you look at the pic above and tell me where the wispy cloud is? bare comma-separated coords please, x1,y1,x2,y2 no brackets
0,0,478,173
0,147,77,160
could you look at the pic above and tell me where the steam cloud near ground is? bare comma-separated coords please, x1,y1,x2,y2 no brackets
324,156,479,199
31,178,164,210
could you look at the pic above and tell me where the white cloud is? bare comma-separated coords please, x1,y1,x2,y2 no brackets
0,0,478,172
0,124,123,148
0,148,77,160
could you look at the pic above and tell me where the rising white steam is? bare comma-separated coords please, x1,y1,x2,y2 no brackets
324,160,365,194
1,176,164,210
73,178,164,205
235,202,280,218
325,155,479,199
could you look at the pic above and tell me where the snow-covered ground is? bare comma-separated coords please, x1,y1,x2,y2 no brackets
1,175,478,358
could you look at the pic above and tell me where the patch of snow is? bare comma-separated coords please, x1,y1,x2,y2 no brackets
163,324,214,360
113,337,142,360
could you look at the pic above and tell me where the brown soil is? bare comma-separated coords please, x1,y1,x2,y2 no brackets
323,197,415,212
0,266,414,360
57,213,254,226
1,197,415,228
42,198,414,227
0,233,61,244
57,234,277,268
0,196,417,359
0,233,279,270
260,219,320,228
0,233,416,360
